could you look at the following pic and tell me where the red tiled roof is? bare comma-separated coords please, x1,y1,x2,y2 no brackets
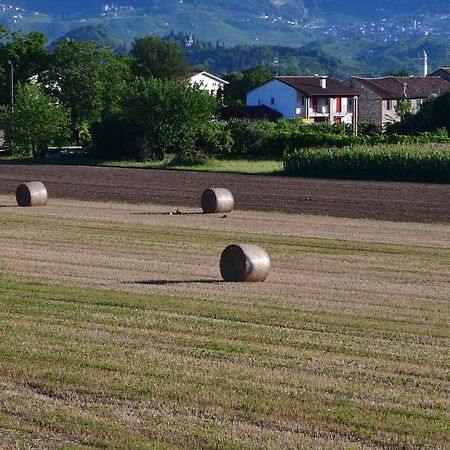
351,76,450,99
275,76,359,97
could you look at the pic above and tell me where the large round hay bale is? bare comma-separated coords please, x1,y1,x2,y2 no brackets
16,181,48,207
220,244,270,282
201,188,234,214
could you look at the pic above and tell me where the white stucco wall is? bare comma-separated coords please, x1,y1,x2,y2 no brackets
246,80,297,118
189,73,225,96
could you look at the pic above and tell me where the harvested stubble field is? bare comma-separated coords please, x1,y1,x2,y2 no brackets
0,193,449,449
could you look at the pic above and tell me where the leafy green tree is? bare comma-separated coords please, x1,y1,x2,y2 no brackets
92,77,217,161
388,92,450,134
45,39,131,143
3,83,69,158
391,69,409,76
395,99,412,122
130,35,189,79
224,64,274,105
0,26,49,106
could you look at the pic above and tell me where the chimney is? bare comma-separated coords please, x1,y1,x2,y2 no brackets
422,50,428,76
320,76,327,89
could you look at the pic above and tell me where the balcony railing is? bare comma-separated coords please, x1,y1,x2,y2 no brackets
309,106,329,116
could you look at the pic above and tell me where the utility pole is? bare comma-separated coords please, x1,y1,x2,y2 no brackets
7,60,13,112
273,57,279,76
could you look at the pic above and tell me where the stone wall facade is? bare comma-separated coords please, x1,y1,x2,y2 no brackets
347,79,383,130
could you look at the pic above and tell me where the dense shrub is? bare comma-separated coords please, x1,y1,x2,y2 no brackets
284,144,450,183
195,121,234,155
92,77,217,161
387,92,450,136
224,119,275,157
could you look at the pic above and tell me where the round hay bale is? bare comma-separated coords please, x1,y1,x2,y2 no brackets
220,244,270,282
201,188,234,214
16,181,48,207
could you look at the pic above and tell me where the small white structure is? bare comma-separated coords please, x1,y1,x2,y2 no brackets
188,71,229,96
421,50,428,77
246,76,358,126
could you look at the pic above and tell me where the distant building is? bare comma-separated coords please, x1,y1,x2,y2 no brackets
429,67,450,82
347,76,450,131
188,71,229,97
246,76,359,128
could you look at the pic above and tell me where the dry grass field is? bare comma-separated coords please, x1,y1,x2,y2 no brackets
0,193,449,449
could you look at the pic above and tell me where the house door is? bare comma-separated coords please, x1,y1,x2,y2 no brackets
336,97,342,113
312,97,318,113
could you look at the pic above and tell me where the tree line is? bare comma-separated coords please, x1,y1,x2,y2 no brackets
0,26,282,161
2,26,450,163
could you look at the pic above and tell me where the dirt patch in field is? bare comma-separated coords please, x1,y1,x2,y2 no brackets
0,162,449,223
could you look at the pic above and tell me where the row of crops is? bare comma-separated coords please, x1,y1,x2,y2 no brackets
283,144,450,183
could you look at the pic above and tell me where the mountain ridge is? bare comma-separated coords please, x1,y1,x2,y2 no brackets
1,0,449,78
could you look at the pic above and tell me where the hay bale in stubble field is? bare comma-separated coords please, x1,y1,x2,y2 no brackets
16,181,48,207
201,188,234,214
220,244,270,282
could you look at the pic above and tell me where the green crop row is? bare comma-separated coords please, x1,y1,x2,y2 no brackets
283,144,450,183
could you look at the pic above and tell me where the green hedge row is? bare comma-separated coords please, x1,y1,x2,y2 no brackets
197,120,450,159
283,144,450,183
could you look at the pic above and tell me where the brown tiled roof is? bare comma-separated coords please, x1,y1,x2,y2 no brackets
429,67,450,77
351,76,450,100
274,76,359,97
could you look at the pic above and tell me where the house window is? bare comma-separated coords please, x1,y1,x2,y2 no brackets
387,99,393,110
271,97,275,105
417,99,423,110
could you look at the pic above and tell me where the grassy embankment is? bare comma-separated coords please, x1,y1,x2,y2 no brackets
0,154,283,175
0,197,448,448
3,142,450,181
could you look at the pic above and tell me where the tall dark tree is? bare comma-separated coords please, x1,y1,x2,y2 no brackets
387,92,450,135
0,26,49,106
130,35,189,80
45,39,131,143
223,64,274,106
92,77,217,161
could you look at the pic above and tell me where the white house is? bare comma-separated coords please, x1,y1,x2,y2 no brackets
188,71,229,97
246,76,359,127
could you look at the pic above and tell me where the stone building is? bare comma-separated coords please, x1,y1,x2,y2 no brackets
347,76,450,131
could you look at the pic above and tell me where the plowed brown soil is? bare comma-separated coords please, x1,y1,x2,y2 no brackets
0,163,449,222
